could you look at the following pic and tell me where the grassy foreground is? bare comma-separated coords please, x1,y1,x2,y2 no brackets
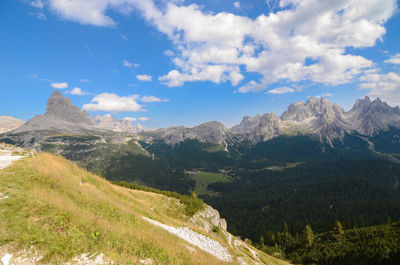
0,152,293,265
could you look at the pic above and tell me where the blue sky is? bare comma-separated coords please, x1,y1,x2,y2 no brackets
1,0,400,129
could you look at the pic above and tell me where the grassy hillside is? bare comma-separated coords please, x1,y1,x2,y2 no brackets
0,152,292,265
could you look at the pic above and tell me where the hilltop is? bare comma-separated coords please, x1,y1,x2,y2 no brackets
0,147,291,265
0,116,24,134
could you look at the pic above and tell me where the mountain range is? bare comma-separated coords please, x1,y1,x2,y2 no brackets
3,91,400,148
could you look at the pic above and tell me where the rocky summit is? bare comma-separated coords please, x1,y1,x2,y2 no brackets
3,92,400,147
12,91,95,134
94,115,149,133
233,96,400,144
45,90,94,125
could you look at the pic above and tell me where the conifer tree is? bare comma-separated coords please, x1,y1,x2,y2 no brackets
303,225,314,247
334,220,345,235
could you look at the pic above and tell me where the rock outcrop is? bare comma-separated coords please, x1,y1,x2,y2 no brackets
13,91,95,134
189,205,227,232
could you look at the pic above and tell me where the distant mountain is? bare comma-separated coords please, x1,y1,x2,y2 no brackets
9,91,150,136
3,91,400,148
346,96,400,135
0,116,24,133
13,91,95,134
233,96,400,144
147,121,235,145
94,115,149,133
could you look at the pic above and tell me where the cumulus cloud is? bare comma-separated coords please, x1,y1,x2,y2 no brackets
83,93,143,112
67,87,87,95
267,87,295,94
43,0,397,92
140,96,169,103
233,2,240,9
30,0,44,9
384,53,400,64
80,78,89,82
139,117,149,121
360,72,400,106
51,82,68,89
123,117,137,122
136,74,152,82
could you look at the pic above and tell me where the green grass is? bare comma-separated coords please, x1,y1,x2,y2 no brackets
0,151,294,265
189,171,233,196
266,162,303,172
0,153,227,264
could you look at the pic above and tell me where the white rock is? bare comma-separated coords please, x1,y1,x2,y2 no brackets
1,254,12,265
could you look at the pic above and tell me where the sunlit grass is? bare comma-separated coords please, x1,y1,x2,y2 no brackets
0,153,231,264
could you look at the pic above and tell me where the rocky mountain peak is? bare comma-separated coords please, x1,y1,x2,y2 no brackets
346,96,400,135
190,121,229,144
45,91,94,125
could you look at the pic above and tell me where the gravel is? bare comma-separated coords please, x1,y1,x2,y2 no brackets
142,217,233,262
0,151,24,170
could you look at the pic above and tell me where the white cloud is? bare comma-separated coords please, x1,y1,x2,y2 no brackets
43,0,397,92
314,92,333,99
68,87,87,95
164,49,175,56
233,1,240,9
267,87,295,94
80,78,89,82
51,82,68,89
136,74,153,82
123,59,132,67
123,117,137,122
47,0,117,26
30,12,47,20
123,59,139,68
83,93,143,112
384,53,400,64
30,0,44,9
139,117,149,121
140,96,169,103
359,72,400,106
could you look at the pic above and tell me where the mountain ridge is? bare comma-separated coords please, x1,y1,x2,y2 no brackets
2,91,400,147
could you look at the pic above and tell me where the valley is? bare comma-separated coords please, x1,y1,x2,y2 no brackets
1,92,400,264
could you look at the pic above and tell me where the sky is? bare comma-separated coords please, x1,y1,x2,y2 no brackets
1,0,400,129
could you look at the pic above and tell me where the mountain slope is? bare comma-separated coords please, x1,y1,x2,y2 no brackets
0,116,24,134
0,150,291,265
13,91,95,134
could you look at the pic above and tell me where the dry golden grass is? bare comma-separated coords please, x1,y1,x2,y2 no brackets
0,152,293,265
